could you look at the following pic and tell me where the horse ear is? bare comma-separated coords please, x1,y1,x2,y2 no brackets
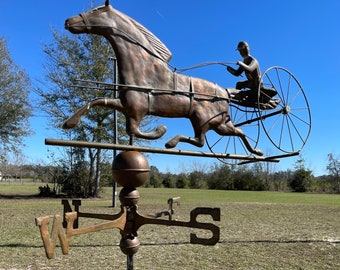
105,0,110,6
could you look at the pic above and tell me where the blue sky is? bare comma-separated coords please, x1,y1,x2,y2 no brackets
0,0,339,175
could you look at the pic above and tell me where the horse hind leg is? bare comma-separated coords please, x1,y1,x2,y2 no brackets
239,131,263,156
216,121,263,156
62,98,122,129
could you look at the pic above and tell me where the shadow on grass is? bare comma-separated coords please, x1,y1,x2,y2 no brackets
1,239,338,249
142,239,340,246
0,243,44,248
0,194,70,199
219,239,340,244
0,194,41,199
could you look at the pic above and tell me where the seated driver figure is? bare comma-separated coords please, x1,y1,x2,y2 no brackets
227,41,262,91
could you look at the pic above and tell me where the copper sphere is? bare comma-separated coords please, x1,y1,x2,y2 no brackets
119,187,140,206
120,235,140,255
112,151,150,187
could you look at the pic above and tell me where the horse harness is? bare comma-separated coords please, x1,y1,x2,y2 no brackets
147,72,195,117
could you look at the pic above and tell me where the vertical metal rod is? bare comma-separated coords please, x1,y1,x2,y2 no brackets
127,255,134,270
112,56,118,208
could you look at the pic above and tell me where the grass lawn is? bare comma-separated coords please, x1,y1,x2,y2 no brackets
0,182,339,269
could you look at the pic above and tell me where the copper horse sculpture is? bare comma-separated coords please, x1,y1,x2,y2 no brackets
63,2,263,156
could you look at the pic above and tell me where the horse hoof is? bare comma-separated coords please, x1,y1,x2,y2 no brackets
62,121,75,129
62,117,79,129
165,141,176,149
165,135,179,149
255,149,263,156
155,125,167,138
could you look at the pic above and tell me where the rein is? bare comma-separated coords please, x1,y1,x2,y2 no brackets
173,61,237,73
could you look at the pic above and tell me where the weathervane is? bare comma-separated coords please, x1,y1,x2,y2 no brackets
35,1,311,269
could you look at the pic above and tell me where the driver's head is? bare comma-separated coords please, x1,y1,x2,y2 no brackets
237,41,250,57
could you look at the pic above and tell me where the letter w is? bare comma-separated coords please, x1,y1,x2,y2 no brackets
35,213,76,259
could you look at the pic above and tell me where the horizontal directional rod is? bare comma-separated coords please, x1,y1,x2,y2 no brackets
45,138,282,163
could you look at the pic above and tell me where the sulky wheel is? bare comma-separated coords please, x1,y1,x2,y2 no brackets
205,102,260,165
257,66,311,153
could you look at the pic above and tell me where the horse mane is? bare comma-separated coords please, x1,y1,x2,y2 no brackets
121,11,172,63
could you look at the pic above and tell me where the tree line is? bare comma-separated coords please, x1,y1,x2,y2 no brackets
131,155,340,194
1,153,340,196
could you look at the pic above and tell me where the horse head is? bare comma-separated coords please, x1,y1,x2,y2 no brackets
65,3,172,63
65,4,112,35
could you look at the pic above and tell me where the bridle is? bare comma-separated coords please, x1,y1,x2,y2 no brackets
79,0,110,32
79,12,91,32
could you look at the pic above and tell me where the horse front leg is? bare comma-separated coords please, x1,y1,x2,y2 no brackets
126,117,167,142
62,98,122,129
165,118,207,149
165,134,205,149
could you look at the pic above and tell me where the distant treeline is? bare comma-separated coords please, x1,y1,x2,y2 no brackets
1,162,339,196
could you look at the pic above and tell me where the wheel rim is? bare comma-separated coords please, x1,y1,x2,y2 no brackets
258,66,311,153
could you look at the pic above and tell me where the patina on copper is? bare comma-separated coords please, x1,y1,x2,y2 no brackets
62,2,263,156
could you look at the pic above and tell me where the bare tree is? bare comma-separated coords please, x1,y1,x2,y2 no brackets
327,153,340,193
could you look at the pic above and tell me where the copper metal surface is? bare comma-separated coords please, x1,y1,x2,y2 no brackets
45,138,285,162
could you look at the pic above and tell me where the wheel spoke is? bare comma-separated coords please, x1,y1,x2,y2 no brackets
289,109,311,127
284,114,294,152
286,113,306,145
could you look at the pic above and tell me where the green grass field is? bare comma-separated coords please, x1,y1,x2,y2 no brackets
1,182,340,269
